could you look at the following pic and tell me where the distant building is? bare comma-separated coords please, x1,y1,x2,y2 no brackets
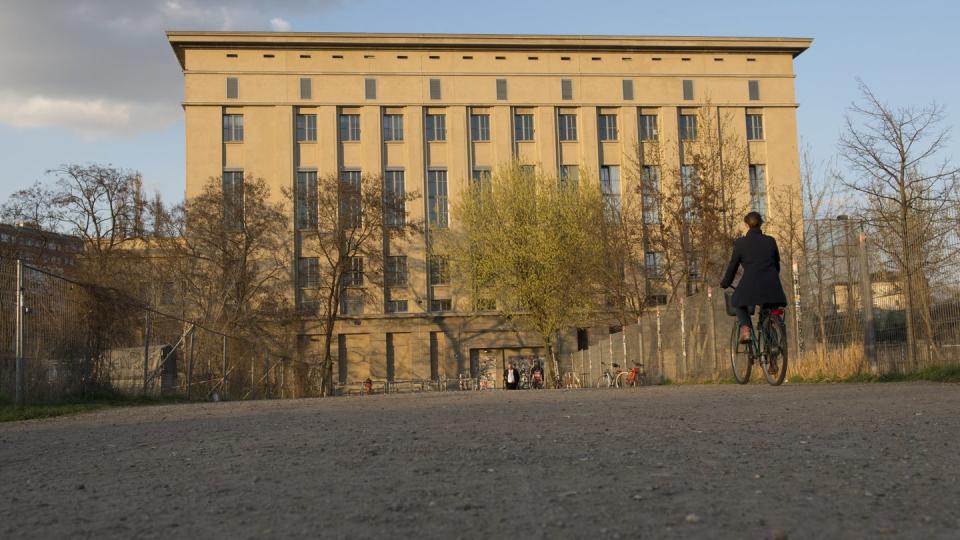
0,223,83,269
833,272,906,313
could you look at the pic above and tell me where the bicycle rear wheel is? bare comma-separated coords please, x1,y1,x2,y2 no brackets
730,322,753,384
761,317,788,386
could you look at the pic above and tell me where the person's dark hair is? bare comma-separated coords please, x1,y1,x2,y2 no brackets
744,211,763,229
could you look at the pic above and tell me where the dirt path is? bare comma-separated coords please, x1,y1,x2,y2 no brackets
1,383,958,539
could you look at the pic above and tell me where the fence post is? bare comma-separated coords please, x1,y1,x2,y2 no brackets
222,335,228,400
655,307,664,382
707,288,718,379
186,325,196,400
791,258,804,357
858,230,878,373
637,315,644,373
142,312,151,396
679,297,688,380
15,260,25,407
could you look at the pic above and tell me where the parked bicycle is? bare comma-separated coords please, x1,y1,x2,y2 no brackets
615,363,647,388
725,289,788,385
561,371,582,389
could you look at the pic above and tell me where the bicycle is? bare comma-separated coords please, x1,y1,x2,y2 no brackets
595,361,626,388
725,289,788,386
615,363,647,388
561,371,582,389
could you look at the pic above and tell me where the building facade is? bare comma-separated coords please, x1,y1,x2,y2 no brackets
167,32,811,387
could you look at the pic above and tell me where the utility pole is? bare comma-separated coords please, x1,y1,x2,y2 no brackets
858,227,877,373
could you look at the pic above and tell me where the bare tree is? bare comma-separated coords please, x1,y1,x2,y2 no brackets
838,81,959,366
0,181,60,230
291,172,420,396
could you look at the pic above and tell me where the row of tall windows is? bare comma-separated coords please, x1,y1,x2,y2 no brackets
224,110,764,144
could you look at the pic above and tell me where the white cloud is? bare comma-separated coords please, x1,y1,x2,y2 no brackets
270,17,292,32
0,1,342,138
0,92,179,141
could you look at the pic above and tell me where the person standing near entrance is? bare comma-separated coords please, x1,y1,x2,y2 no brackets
504,362,520,390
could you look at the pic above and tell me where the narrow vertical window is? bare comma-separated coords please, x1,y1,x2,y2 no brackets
679,114,698,141
338,113,361,141
600,165,621,219
470,114,490,141
343,257,364,286
561,79,573,101
429,78,442,100
749,164,768,217
748,80,760,101
746,113,764,140
681,165,699,221
429,255,450,285
222,114,243,142
222,170,244,229
425,113,447,142
598,113,618,141
645,252,664,279
383,114,404,142
384,170,406,227
682,79,694,101
622,80,635,101
427,169,448,227
558,114,577,141
226,77,239,99
496,79,508,100
560,165,579,185
641,166,660,224
300,78,312,100
295,170,318,228
296,114,317,142
339,170,362,228
638,114,658,141
385,256,408,286
514,113,534,141
364,78,377,100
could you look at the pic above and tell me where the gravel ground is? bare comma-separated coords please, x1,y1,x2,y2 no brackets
1,383,959,539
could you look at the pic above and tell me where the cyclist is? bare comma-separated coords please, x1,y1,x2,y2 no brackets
720,212,787,350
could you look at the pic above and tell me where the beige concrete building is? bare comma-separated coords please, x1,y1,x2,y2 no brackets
167,32,811,387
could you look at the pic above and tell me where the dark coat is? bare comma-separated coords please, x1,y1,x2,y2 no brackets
504,368,521,389
720,228,788,307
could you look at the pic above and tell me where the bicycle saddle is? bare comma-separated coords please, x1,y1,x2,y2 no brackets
612,363,620,368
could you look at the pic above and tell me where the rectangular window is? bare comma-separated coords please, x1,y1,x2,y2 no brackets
226,77,238,99
425,113,447,142
598,114,619,141
496,79,508,100
222,170,244,229
344,256,364,287
300,78,312,100
364,78,377,100
682,79,694,101
681,165,699,221
514,113,534,141
385,300,408,314
641,166,660,225
470,114,490,141
429,78,442,100
471,168,491,186
475,298,496,311
558,113,577,141
429,255,450,285
339,113,361,141
340,292,364,316
622,80,635,101
638,114,658,141
298,257,320,288
746,113,764,141
600,165,621,218
520,165,536,177
560,165,579,185
296,114,317,142
339,170,362,228
295,170,318,228
430,299,452,312
383,114,404,142
679,114,698,141
645,252,664,279
222,114,243,142
749,164,768,217
385,256,408,286
427,169,449,227
384,170,405,227
748,80,760,101
561,79,573,100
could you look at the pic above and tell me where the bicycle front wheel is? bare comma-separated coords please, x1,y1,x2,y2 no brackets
762,317,788,386
730,322,753,384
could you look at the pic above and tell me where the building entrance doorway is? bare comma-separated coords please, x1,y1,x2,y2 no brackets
468,347,544,389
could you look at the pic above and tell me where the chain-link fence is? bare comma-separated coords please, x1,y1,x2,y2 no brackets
0,259,316,405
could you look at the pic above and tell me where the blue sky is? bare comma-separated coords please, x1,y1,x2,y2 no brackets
1,0,957,206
